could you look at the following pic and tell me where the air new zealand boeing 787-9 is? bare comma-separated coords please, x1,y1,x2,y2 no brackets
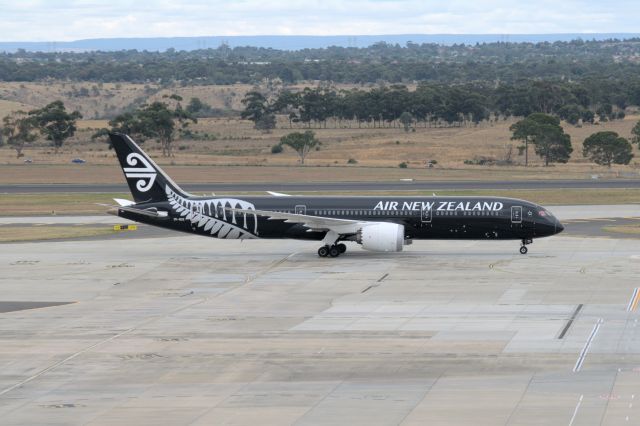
106,133,564,257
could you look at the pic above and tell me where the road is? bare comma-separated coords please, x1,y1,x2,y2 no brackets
2,178,640,193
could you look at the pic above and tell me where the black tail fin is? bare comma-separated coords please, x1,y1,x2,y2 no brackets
109,133,189,204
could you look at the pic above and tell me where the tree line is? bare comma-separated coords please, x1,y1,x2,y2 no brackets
240,81,630,131
3,39,640,86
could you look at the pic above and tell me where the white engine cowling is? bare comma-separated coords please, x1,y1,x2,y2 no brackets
356,222,404,252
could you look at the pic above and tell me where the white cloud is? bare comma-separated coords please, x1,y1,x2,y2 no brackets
0,0,638,41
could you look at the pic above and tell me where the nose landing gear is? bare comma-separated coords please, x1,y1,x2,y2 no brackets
519,238,532,255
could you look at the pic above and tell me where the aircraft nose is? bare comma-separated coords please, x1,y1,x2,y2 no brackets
555,220,564,234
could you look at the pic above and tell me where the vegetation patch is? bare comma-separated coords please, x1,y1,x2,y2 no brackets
602,224,640,236
0,193,129,216
0,226,115,243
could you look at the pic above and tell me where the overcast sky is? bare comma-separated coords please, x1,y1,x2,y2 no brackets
1,0,639,41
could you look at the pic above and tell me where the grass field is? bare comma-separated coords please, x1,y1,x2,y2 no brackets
0,225,115,242
1,116,639,184
0,193,128,216
602,224,640,235
2,189,639,216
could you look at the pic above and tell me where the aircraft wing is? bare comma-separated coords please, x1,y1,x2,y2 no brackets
227,207,365,233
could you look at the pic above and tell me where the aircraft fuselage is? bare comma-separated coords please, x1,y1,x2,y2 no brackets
117,194,563,242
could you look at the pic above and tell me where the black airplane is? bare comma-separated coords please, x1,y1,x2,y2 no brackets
106,133,563,257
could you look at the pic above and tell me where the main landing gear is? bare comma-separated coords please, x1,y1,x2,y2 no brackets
520,238,532,255
318,243,347,258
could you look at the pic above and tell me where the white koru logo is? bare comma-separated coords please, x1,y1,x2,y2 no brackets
123,153,156,192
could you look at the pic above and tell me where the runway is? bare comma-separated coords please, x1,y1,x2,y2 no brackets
2,178,640,193
1,208,640,425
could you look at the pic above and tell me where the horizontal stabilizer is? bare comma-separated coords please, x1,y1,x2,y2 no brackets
97,203,169,219
113,198,135,207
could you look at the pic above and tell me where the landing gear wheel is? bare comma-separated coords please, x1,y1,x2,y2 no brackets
329,245,340,257
318,246,329,257
337,243,347,254
519,246,528,255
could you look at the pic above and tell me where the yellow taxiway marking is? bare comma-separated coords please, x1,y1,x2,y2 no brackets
113,224,138,231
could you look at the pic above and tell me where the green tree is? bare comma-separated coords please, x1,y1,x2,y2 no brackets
91,112,146,147
279,131,319,164
632,120,640,146
186,97,212,116
240,91,269,128
533,124,573,166
255,113,276,132
29,101,82,154
136,101,196,157
510,113,564,166
399,111,414,132
108,112,144,137
583,131,633,167
186,97,204,114
2,111,37,158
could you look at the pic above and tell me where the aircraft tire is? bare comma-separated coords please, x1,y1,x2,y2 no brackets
519,246,528,255
329,246,340,257
318,246,329,257
337,243,347,253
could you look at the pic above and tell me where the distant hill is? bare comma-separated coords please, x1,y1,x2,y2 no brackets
2,33,640,53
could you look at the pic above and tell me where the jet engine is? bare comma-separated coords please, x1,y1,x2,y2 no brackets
356,222,404,252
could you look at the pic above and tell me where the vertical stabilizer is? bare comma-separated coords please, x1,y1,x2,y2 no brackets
108,133,189,203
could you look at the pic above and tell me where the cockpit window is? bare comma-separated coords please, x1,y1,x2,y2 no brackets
538,209,554,218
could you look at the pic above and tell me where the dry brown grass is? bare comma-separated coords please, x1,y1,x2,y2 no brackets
0,82,259,120
0,99,33,118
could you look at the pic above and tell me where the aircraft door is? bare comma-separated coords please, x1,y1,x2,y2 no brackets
511,206,522,224
421,207,432,223
295,205,306,215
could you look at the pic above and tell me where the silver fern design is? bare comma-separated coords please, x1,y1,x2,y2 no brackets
166,186,259,239
123,152,157,192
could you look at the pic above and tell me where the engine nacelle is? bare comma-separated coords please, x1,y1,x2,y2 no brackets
356,222,404,252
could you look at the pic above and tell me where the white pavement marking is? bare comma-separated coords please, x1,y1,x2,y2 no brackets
627,288,640,312
568,394,584,426
573,319,603,373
